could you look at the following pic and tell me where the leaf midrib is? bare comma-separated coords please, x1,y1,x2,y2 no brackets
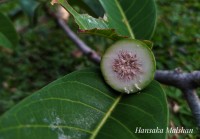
89,94,122,139
114,0,135,39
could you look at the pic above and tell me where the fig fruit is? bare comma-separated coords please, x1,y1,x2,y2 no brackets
101,39,156,94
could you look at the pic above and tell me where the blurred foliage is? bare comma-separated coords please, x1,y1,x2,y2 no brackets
153,0,200,71
152,0,200,138
0,0,200,138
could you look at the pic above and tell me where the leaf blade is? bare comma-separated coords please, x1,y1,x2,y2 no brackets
0,13,19,46
0,69,168,139
99,0,135,38
0,33,13,49
59,0,109,30
99,0,157,39
57,0,129,40
68,0,104,17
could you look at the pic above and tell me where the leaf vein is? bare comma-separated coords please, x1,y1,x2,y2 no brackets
128,0,149,23
89,94,123,139
124,0,137,14
65,81,115,100
114,0,135,38
110,117,138,139
118,103,157,124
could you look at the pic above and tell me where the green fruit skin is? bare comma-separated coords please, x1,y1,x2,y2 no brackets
101,39,156,94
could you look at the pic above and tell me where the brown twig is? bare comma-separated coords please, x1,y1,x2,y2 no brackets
155,70,200,128
45,6,101,64
57,19,101,64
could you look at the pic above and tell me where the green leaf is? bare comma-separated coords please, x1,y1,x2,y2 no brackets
19,0,40,24
68,0,104,17
57,0,156,40
58,0,126,41
0,33,13,49
99,0,157,39
82,0,104,17
0,13,19,46
99,0,135,39
0,69,168,139
79,28,128,41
